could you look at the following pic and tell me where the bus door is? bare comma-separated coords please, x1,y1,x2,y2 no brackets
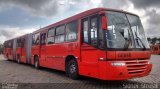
80,15,105,78
40,32,47,66
32,33,40,64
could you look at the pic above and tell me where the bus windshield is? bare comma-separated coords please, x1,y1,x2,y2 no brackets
106,11,149,50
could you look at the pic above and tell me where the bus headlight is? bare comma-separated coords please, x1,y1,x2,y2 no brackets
148,61,151,64
111,62,126,66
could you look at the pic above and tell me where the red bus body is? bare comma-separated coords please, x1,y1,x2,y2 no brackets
150,44,160,55
3,39,14,60
16,34,32,64
3,8,152,80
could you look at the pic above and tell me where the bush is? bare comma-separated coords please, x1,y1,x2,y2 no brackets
0,44,3,54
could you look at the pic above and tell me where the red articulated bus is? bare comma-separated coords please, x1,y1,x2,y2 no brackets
3,8,152,80
150,44,160,55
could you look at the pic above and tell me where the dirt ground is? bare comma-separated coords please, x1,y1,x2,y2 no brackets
0,55,160,89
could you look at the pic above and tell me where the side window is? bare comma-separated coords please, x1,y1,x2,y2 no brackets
47,28,55,44
82,15,99,46
32,35,35,45
4,42,5,48
8,41,12,48
10,40,13,48
55,25,65,43
40,33,46,45
17,38,21,47
21,38,25,47
5,42,7,48
90,16,98,45
5,42,8,48
82,18,89,43
7,42,9,48
32,33,40,45
66,20,78,42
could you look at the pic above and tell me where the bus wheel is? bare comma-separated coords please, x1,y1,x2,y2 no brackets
67,59,78,79
17,56,21,64
34,56,39,69
6,54,9,61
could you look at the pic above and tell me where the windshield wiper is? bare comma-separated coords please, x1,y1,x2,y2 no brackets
123,30,131,50
123,38,131,50
134,31,146,50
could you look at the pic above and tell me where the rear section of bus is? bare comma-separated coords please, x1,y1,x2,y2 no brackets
3,40,14,60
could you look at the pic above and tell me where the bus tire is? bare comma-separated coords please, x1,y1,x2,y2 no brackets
6,54,9,60
34,56,39,69
67,59,78,79
17,56,21,64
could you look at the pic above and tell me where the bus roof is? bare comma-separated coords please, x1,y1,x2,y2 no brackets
33,8,138,33
4,33,30,43
3,8,138,44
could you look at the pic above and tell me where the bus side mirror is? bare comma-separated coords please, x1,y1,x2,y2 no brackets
101,15,107,30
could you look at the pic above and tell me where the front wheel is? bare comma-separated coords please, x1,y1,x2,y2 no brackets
66,59,79,79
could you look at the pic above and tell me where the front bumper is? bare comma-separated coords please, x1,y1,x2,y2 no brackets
98,61,152,80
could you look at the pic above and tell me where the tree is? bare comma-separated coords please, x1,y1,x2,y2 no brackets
0,44,3,54
151,37,157,45
147,37,152,44
147,37,151,42
157,37,160,44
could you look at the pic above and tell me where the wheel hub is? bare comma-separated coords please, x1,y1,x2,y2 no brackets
18,58,20,63
35,61,38,68
70,64,76,74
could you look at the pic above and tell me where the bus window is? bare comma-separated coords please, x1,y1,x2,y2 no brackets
55,25,65,43
21,38,25,47
66,20,78,42
47,28,55,44
33,33,40,45
82,16,99,46
8,40,13,48
90,16,98,45
40,33,46,45
82,19,89,43
16,38,21,47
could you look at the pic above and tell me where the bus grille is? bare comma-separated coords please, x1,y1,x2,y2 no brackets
125,59,149,74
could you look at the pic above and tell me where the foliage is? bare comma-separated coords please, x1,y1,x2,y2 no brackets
147,37,160,45
0,44,3,54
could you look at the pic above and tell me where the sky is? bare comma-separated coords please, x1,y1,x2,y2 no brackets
0,0,160,43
